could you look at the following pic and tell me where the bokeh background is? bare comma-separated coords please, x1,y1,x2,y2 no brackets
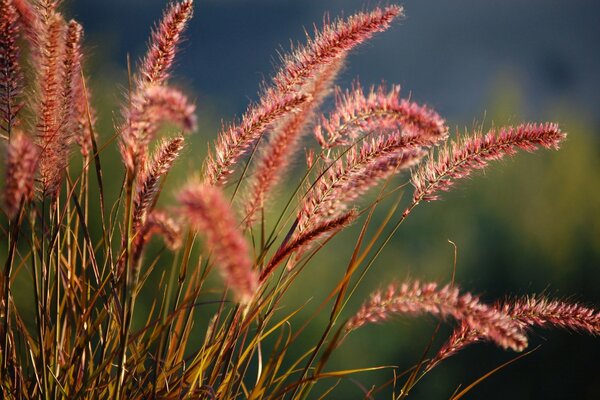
64,0,600,398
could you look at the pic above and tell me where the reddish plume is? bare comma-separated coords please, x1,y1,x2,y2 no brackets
4,131,39,218
244,61,344,226
346,281,527,351
178,182,258,303
205,6,401,187
0,0,24,136
138,0,193,88
133,136,185,231
273,6,402,93
409,123,566,213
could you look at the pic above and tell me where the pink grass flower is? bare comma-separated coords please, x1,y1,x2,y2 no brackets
178,182,258,303
244,61,344,226
408,123,566,214
261,209,357,281
427,296,600,371
273,6,402,93
346,281,528,351
133,136,185,231
0,0,24,135
205,6,402,187
137,0,194,88
4,131,39,218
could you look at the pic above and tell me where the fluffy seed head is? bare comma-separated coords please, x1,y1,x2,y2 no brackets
138,0,194,88
274,6,402,93
409,123,566,210
178,182,258,303
0,0,24,135
133,136,185,230
4,132,39,218
205,92,308,185
346,280,528,351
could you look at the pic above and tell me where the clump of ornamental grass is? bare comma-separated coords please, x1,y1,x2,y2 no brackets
0,1,597,399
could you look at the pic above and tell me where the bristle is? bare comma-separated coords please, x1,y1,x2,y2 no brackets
178,182,258,303
133,136,185,231
0,0,24,136
315,83,448,152
120,85,196,173
346,281,528,351
138,0,193,88
261,209,357,281
408,123,566,214
4,131,39,218
274,6,402,93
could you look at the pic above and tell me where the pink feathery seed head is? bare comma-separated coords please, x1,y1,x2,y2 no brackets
346,280,527,351
4,131,39,218
133,135,185,230
427,295,600,371
0,0,24,135
138,0,193,88
501,296,600,336
260,209,357,281
178,182,258,303
205,92,308,185
409,122,566,209
315,83,448,150
120,85,196,172
35,12,68,197
56,19,83,140
273,5,402,93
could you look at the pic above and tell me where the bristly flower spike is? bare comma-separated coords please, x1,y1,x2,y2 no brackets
346,281,528,351
133,135,185,231
0,0,24,137
138,0,194,88
178,182,258,303
407,123,566,216
274,6,403,93
4,131,39,218
119,0,194,173
427,296,600,371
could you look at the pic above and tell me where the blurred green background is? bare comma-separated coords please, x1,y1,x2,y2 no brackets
12,0,600,398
